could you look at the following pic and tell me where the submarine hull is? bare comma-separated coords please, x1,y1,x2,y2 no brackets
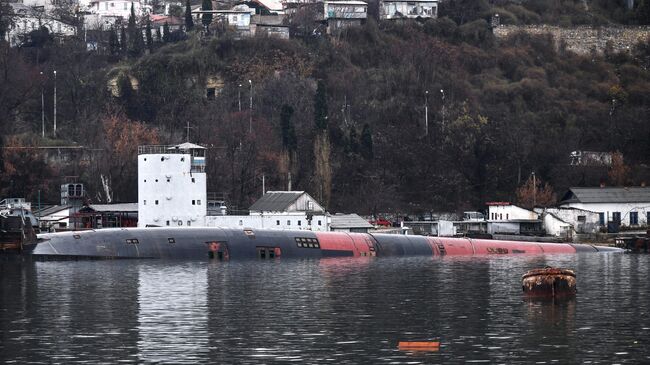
30,227,622,260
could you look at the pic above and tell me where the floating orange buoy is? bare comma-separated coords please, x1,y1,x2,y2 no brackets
398,341,440,352
522,267,576,298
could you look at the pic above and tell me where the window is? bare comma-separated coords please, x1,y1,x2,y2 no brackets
178,221,183,226
144,179,147,182
187,221,191,226
110,2,114,7
168,238,175,244
298,220,302,226
239,220,243,226
287,220,291,225
167,178,170,182
143,200,146,205
126,238,139,244
499,213,503,220
123,3,127,9
630,212,638,225
155,179,158,182
206,88,215,100
577,215,586,222
506,214,509,220
192,200,196,205
599,213,605,225
166,220,170,226
192,178,195,183
295,237,320,248
276,220,280,226
318,220,322,226
612,212,621,224
197,200,201,205
155,200,159,205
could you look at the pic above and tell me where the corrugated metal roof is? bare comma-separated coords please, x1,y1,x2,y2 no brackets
561,187,650,204
249,191,304,212
330,213,374,229
35,205,70,216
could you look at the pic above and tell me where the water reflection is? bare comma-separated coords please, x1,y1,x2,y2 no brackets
4,253,650,363
137,263,209,363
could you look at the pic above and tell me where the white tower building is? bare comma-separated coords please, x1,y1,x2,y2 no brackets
137,143,207,227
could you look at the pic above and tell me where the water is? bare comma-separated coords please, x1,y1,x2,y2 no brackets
1,253,650,363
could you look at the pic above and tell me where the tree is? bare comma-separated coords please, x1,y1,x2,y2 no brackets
516,174,556,209
127,3,144,58
185,0,194,31
608,151,630,186
162,22,170,43
201,0,213,31
120,26,127,57
109,27,120,56
360,123,373,160
314,80,328,131
0,2,14,41
280,104,297,152
145,17,153,53
637,0,650,24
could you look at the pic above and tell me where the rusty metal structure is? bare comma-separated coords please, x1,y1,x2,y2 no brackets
615,230,650,253
522,268,577,298
0,215,38,254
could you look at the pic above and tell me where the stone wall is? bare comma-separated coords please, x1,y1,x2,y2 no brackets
493,25,650,54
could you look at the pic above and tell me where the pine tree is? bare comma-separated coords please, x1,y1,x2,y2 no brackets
360,123,373,160
280,104,297,152
109,27,120,56
162,22,170,42
201,0,212,31
145,17,153,53
185,0,194,31
120,26,127,57
314,80,328,131
127,3,143,57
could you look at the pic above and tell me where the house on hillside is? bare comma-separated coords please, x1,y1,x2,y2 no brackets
380,0,438,20
252,14,290,38
192,5,255,37
559,187,650,228
322,0,367,34
5,3,77,46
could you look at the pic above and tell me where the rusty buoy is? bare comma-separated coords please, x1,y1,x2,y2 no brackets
522,267,576,298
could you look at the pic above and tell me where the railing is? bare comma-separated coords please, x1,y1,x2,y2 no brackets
138,145,189,155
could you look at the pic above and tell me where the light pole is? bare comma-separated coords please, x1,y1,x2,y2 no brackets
440,89,445,129
248,79,252,134
40,71,44,138
53,70,57,138
238,84,242,112
424,90,429,136
532,171,536,207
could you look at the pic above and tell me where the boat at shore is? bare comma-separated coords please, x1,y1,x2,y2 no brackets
25,227,621,260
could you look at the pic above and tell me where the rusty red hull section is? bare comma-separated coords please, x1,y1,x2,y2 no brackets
522,268,577,298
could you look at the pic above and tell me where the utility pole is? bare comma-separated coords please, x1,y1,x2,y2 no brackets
53,70,57,137
288,172,292,191
440,89,445,130
248,79,252,134
40,72,44,138
532,171,536,207
262,174,265,197
425,90,429,136
238,84,242,112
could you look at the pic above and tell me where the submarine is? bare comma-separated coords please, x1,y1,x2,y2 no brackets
30,227,621,260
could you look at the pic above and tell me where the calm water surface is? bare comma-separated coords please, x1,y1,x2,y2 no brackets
2,253,650,363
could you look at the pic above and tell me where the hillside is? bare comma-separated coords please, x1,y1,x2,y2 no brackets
1,15,649,215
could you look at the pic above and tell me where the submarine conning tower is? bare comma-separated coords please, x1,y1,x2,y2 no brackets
137,143,207,228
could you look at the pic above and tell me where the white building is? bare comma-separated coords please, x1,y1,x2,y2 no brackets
380,0,438,20
486,202,537,221
4,3,77,46
559,187,650,228
322,0,367,34
137,143,207,228
88,0,150,23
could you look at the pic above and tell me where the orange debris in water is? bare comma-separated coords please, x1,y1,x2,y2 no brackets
398,341,440,351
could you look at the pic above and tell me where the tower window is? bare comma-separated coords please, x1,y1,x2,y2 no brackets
192,200,196,205
155,200,159,205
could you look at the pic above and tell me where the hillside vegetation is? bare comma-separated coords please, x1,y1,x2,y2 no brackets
1,15,649,215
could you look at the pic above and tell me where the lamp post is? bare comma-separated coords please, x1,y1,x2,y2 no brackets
440,89,445,129
424,90,429,136
238,84,242,112
532,171,536,207
248,79,252,134
40,71,44,138
53,70,57,138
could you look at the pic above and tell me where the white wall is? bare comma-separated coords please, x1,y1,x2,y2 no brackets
138,152,207,227
542,213,573,238
205,213,330,231
487,205,537,221
560,202,650,227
